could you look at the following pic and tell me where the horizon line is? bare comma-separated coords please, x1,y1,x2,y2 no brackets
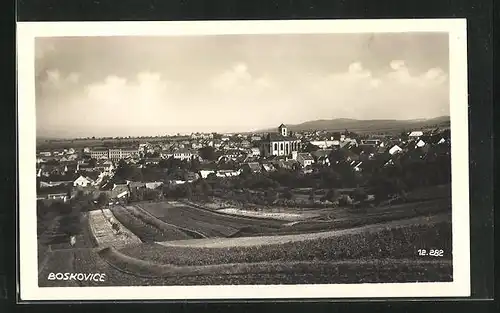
37,115,450,141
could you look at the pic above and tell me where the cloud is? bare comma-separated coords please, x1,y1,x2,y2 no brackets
390,60,406,71
39,69,80,92
38,71,188,136
305,61,449,119
210,62,274,94
37,60,449,137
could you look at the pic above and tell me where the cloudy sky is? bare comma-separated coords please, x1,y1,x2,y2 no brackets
36,33,449,138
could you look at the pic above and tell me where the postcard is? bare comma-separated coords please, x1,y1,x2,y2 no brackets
17,19,469,300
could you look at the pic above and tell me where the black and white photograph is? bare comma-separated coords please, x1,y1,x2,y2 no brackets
17,20,470,300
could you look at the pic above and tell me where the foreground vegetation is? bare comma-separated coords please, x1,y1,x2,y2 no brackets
119,220,452,266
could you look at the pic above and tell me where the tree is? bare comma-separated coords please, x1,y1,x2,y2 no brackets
183,184,193,199
309,189,315,202
199,179,212,196
283,188,294,200
198,146,217,161
97,192,109,206
88,158,97,168
325,188,339,202
189,158,201,172
304,143,320,153
353,188,367,202
338,194,353,206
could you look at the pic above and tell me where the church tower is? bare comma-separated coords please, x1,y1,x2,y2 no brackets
278,123,287,137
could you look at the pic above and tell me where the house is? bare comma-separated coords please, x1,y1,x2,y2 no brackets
329,149,360,164
216,169,241,178
128,181,146,189
90,149,109,159
184,172,200,181
172,149,195,161
317,155,330,166
297,153,314,167
144,158,161,165
438,138,447,144
218,149,243,162
388,145,403,155
168,180,188,186
110,185,130,199
415,140,426,148
360,139,382,146
145,181,164,189
241,162,262,174
95,160,115,172
73,175,94,187
113,183,129,191
250,147,261,157
260,124,301,157
297,164,311,174
350,160,364,172
408,131,424,138
261,163,276,173
384,159,395,167
47,193,69,201
91,148,139,161
199,170,216,179
309,140,339,149
312,149,332,160
116,190,129,199
340,139,358,148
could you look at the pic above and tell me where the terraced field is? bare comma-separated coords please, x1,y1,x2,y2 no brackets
38,185,454,287
38,212,453,287
138,201,285,237
110,205,196,242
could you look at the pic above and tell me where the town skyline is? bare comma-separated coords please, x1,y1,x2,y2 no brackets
37,115,450,140
36,33,450,138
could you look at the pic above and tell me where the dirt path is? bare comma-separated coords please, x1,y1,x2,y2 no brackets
88,209,142,249
156,214,450,248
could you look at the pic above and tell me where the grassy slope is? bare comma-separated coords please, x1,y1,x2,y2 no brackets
120,220,452,266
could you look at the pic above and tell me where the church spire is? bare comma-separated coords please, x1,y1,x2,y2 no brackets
278,123,287,137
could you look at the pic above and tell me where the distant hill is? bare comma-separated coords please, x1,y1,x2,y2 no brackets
255,116,450,134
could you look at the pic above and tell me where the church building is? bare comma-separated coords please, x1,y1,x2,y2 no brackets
260,124,301,157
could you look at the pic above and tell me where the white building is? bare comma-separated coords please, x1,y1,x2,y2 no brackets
216,169,241,177
415,140,426,148
309,140,339,149
90,148,138,161
260,124,301,157
409,131,424,138
389,145,403,155
250,147,261,157
199,170,216,179
297,153,314,167
173,149,195,161
73,175,94,187
145,181,164,189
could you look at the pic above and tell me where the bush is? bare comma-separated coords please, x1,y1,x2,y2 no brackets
338,194,353,206
353,188,367,201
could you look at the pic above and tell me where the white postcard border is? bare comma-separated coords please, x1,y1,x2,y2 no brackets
17,19,470,301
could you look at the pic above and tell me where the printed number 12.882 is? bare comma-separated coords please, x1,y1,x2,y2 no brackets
418,249,444,257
